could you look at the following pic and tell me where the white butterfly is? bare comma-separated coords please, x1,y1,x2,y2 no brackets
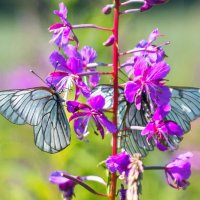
0,87,71,153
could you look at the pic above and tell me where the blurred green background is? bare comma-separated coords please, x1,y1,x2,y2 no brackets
0,0,200,199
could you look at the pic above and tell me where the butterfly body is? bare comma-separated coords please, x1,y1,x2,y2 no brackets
0,87,71,153
140,92,153,122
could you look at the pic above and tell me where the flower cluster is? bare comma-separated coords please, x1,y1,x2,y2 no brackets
46,45,99,100
124,29,170,111
46,2,194,199
46,3,116,140
123,29,184,152
105,152,192,190
67,95,117,139
141,105,183,151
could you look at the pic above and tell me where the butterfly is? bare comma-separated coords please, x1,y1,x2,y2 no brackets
92,85,200,157
0,87,71,153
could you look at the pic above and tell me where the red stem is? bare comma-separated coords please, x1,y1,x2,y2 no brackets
110,1,120,200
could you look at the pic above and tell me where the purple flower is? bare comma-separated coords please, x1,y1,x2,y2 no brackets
49,2,72,47
141,105,183,151
67,95,117,139
80,46,100,87
125,29,166,78
106,152,131,177
119,185,127,200
165,152,193,189
46,45,100,98
0,67,44,89
49,171,78,200
141,0,169,12
124,57,171,110
136,29,165,63
46,49,91,99
49,171,106,199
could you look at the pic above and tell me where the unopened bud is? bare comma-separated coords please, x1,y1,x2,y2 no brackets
103,34,115,46
102,4,114,15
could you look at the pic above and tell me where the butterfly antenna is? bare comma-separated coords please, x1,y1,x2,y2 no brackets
30,70,47,85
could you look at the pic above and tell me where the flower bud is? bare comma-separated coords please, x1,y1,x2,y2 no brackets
103,34,115,46
102,4,114,15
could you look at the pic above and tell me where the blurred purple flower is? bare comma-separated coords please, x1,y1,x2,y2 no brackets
49,2,72,47
124,57,171,110
67,95,117,139
106,151,131,177
141,0,169,12
141,105,183,151
0,67,45,89
165,152,193,189
49,171,79,200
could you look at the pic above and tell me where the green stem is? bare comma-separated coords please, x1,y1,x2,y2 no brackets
144,166,165,170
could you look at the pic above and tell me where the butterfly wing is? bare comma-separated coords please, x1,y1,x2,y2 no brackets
165,87,200,144
167,87,200,131
91,85,153,157
91,84,117,109
33,92,71,153
92,85,200,157
91,85,151,156
122,87,200,156
0,88,71,153
0,90,27,124
120,102,154,157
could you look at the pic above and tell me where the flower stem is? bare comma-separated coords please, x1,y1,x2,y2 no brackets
130,126,145,131
110,1,120,200
72,24,112,32
79,71,112,76
120,0,144,6
120,8,140,15
62,173,107,197
119,48,155,56
86,62,113,68
144,166,165,170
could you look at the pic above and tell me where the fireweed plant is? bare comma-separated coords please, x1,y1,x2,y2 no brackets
43,1,199,200
2,1,199,200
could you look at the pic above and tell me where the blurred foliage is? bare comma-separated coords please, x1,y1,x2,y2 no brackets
0,0,200,200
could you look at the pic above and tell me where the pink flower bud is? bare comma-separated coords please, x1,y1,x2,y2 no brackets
102,4,114,15
103,34,115,46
